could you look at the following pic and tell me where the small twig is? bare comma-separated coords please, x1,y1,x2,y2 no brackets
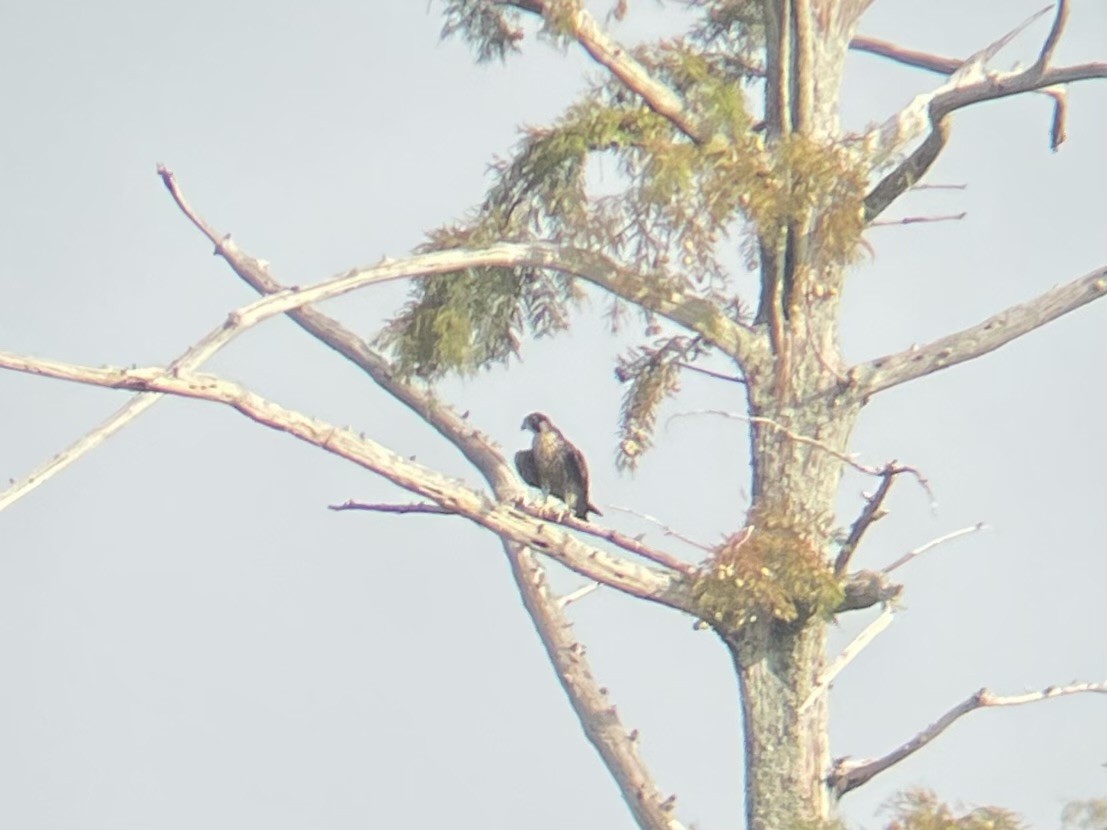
330,500,455,515
801,603,896,713
910,183,967,191
516,501,698,575
830,680,1107,797
1043,85,1068,150
604,504,716,554
834,466,897,575
882,523,986,574
668,410,936,508
558,583,600,609
869,212,967,227
676,362,745,384
849,35,960,74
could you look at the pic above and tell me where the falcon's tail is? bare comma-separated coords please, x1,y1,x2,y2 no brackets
575,502,603,520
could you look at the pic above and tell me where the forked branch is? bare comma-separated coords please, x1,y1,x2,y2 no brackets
159,168,688,830
861,4,1106,220
829,681,1107,797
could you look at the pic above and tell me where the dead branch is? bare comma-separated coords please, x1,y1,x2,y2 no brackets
669,410,935,507
1035,0,1069,71
517,502,698,575
868,212,966,227
504,541,687,830
676,362,746,384
830,680,1107,797
558,582,600,608
158,169,688,830
849,35,959,74
0,351,693,610
801,603,896,713
604,504,716,554
159,168,752,365
883,523,986,574
330,501,455,515
834,466,897,575
860,5,1106,220
500,0,706,143
853,265,1107,396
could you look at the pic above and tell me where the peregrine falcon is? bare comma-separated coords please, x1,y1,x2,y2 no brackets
515,412,602,520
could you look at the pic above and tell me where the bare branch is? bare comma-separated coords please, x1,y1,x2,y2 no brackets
676,362,746,385
853,265,1107,396
504,542,688,830
1035,0,1069,71
911,183,966,191
868,212,966,228
605,504,716,555
501,0,706,143
329,500,455,515
801,603,896,713
849,35,959,74
883,523,986,574
0,352,693,609
859,6,1107,219
558,582,600,608
517,502,698,575
158,168,754,365
830,681,1107,797
834,466,897,575
669,410,935,507
159,168,688,829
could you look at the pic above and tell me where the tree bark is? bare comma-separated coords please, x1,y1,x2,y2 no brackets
732,3,860,823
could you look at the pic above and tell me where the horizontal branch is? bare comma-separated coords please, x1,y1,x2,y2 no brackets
0,352,693,609
515,502,698,575
330,500,455,515
853,265,1107,396
830,680,1107,797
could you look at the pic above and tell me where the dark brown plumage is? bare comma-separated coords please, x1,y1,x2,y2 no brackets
515,412,602,520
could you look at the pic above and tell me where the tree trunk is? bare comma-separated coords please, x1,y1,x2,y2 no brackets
727,3,861,824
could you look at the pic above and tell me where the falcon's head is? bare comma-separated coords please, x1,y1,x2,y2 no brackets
521,412,553,433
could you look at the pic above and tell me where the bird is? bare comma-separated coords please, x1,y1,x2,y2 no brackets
515,412,602,521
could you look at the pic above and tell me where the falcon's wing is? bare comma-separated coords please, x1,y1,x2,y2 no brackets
514,449,541,488
563,441,602,518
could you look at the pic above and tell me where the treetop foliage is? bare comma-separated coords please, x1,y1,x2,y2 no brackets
385,3,867,463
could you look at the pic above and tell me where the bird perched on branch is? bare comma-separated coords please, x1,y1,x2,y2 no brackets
515,412,602,521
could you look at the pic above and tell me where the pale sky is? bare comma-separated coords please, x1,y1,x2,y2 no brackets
0,2,1103,829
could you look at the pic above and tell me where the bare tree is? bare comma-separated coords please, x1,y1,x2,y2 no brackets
1,2,1104,829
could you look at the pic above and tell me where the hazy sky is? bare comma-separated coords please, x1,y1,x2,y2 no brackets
0,2,1103,829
